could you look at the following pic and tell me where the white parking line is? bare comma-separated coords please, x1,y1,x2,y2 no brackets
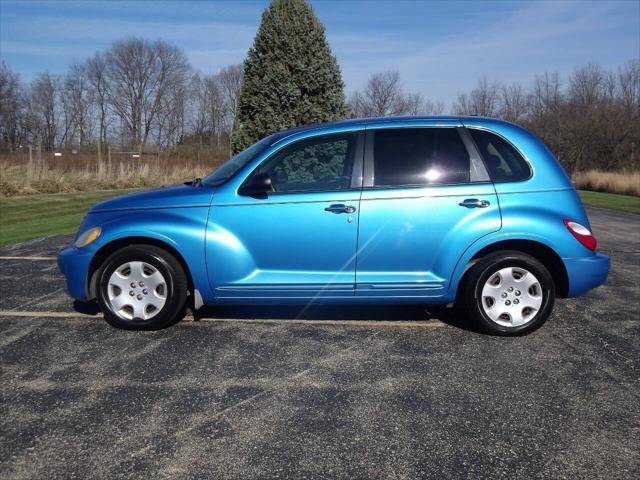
0,310,446,328
0,256,57,261
0,311,98,318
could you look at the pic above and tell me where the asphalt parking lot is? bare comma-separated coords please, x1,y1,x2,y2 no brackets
1,207,638,479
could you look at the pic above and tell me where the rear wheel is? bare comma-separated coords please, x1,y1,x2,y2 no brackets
461,251,555,335
96,245,188,330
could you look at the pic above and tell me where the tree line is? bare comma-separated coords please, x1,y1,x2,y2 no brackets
0,38,243,156
452,61,639,173
345,62,639,173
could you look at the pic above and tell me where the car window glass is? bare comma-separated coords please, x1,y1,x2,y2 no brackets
202,135,275,186
261,134,355,192
468,129,531,182
373,128,470,187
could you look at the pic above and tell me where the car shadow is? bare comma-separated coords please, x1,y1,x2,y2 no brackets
196,303,481,333
73,300,481,333
73,300,101,315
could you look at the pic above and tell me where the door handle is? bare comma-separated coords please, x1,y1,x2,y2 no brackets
459,198,490,208
325,204,356,214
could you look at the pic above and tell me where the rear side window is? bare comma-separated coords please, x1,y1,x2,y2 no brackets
468,129,531,182
373,128,470,187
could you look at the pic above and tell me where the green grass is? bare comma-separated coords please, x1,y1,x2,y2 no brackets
578,190,640,215
0,190,136,246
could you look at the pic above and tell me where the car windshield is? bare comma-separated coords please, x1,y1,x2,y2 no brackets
201,135,276,186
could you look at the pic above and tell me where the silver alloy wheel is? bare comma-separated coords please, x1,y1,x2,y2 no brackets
480,266,543,327
107,261,167,320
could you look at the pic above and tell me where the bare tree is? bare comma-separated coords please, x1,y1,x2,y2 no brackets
453,77,500,116
499,83,529,123
0,62,25,151
349,70,440,117
347,91,367,118
86,53,109,152
397,92,424,115
217,64,243,134
104,38,190,148
568,63,606,107
205,74,226,147
350,71,403,117
617,59,640,112
530,71,563,120
423,99,445,115
188,71,231,148
156,80,188,148
189,73,209,145
27,72,59,150
60,62,92,148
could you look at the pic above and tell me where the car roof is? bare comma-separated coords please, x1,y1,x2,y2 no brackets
270,115,510,144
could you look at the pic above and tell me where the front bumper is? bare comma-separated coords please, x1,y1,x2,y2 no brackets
57,245,95,301
564,252,610,297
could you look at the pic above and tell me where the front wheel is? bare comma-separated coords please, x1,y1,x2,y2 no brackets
96,245,188,330
461,251,555,335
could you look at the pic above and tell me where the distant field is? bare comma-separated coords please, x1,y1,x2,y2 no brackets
2,150,639,199
0,190,135,246
1,188,638,247
0,151,217,196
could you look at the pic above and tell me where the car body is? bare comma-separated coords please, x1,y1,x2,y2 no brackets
58,116,610,333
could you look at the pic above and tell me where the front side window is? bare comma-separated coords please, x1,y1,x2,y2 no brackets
259,133,356,193
372,128,471,187
468,129,531,182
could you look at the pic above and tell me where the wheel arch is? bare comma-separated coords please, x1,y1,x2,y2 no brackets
456,239,569,299
87,236,195,301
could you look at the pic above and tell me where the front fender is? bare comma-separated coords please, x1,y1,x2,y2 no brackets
84,207,213,302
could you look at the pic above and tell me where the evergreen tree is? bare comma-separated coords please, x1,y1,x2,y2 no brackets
231,0,348,153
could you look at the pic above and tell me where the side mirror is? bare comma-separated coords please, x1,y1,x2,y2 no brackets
239,172,272,196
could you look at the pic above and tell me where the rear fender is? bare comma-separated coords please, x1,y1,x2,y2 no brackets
449,202,594,299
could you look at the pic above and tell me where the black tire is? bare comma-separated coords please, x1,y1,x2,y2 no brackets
459,250,555,335
96,245,188,330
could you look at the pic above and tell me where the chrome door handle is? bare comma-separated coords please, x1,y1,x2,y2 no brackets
459,198,490,208
325,204,356,214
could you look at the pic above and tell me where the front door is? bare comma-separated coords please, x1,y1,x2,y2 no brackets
206,131,364,299
356,124,501,298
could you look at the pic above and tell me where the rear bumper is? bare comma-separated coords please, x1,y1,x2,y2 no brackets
57,245,94,301
564,252,610,297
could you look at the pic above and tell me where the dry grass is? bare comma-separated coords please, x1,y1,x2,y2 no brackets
572,170,640,197
0,151,226,196
1,152,638,198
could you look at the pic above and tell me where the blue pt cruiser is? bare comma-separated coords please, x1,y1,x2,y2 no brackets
58,116,610,335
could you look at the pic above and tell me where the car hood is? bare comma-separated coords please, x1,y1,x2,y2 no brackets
89,184,214,213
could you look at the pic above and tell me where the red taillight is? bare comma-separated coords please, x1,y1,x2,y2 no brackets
564,219,597,251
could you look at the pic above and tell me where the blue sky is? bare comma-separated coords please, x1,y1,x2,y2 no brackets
1,0,638,107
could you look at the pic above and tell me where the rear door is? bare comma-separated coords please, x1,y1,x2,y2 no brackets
355,122,501,298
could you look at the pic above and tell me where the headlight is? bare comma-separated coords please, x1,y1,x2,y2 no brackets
75,227,101,248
